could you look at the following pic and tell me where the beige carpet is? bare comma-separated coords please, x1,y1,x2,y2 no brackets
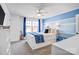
10,40,73,55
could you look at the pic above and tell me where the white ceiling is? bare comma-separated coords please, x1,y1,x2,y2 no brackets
6,3,79,19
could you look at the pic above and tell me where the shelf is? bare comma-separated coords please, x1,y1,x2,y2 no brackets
0,25,10,29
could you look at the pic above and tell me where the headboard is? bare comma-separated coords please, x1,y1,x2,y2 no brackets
48,28,57,35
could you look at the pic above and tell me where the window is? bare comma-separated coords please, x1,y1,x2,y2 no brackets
26,20,38,33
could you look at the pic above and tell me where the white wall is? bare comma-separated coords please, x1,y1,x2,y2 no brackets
10,14,24,41
40,19,43,32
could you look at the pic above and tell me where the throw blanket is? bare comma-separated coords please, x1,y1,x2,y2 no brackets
31,33,44,44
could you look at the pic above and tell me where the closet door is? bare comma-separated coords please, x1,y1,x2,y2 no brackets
0,27,9,55
76,14,79,34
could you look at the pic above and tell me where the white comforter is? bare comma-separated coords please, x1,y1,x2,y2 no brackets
26,33,56,50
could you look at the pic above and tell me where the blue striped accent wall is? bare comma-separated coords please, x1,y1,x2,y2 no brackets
43,9,79,34
45,9,79,22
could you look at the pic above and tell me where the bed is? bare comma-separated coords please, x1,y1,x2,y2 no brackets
53,34,79,55
26,32,56,50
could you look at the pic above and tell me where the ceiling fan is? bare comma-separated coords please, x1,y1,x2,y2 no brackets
33,9,47,19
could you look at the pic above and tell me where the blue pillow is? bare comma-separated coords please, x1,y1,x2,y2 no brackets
56,36,64,42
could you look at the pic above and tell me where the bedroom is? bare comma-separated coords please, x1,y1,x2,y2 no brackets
0,3,79,55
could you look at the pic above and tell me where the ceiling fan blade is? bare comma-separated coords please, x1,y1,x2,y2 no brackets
36,9,48,14
41,12,48,14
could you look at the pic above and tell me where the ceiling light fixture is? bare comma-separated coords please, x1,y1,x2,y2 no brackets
37,13,41,17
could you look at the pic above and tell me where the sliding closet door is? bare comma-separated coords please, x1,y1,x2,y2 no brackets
76,14,79,34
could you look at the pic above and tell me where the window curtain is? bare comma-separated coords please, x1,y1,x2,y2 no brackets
23,17,26,37
38,19,41,32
